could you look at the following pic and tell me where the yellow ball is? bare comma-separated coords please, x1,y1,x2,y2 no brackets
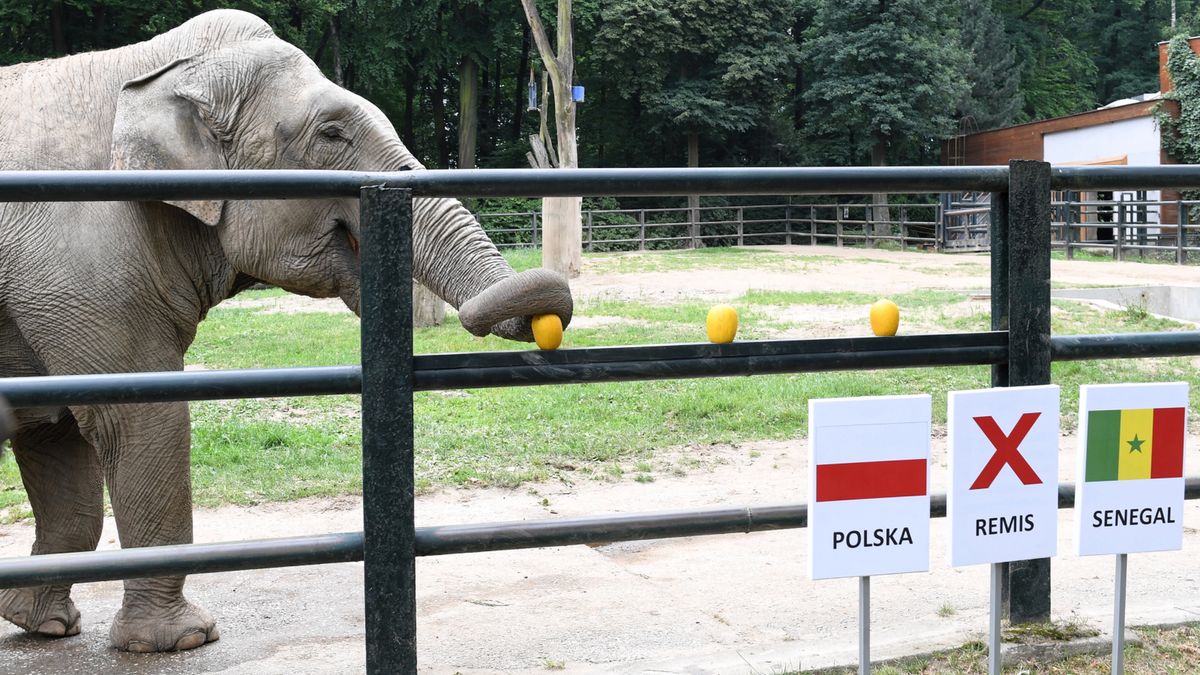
869,298,900,336
706,304,739,344
531,313,563,350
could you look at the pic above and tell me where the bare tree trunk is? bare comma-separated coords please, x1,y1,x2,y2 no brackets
870,141,891,237
688,128,701,248
328,16,343,86
50,0,67,54
412,283,445,328
458,57,479,169
431,69,449,168
512,25,531,141
521,0,582,278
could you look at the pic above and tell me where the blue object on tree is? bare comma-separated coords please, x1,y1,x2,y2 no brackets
572,85,585,102
528,71,538,111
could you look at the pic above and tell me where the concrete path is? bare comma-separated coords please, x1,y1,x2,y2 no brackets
2,434,1199,674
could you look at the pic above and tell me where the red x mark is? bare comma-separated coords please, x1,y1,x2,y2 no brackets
969,413,1043,490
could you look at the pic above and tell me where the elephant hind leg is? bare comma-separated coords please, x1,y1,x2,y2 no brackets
0,415,104,637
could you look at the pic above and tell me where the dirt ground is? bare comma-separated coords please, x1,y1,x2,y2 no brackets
2,246,1199,674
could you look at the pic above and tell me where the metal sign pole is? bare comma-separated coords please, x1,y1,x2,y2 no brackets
1113,553,1128,675
988,562,1002,675
859,575,870,675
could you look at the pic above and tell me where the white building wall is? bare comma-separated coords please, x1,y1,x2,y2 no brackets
1044,113,1162,225
1042,114,1160,167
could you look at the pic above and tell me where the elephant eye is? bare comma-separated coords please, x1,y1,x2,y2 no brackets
319,123,350,144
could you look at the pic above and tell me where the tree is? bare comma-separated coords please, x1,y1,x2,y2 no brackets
591,0,796,236
520,0,582,278
801,0,969,230
958,0,1023,131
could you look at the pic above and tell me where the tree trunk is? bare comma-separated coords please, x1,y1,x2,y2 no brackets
457,57,479,169
402,72,416,148
870,141,891,237
688,128,701,248
412,282,445,328
328,16,343,86
521,0,582,278
50,0,67,54
431,70,449,169
512,25,531,141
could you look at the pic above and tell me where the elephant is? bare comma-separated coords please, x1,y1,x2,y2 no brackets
0,9,572,653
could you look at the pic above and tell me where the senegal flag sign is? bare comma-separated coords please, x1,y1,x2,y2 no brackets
1084,407,1184,482
1075,383,1189,556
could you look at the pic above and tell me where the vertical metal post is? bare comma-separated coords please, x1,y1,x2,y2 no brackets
737,207,744,246
586,210,594,252
1002,159,1053,624
988,562,1003,675
360,186,417,674
1178,200,1186,265
785,204,793,245
638,210,646,250
809,205,817,246
859,575,870,675
1113,553,1128,675
989,190,1009,389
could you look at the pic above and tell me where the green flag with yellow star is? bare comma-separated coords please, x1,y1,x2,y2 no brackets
1085,408,1185,482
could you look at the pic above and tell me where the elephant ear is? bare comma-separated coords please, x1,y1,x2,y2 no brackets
111,57,232,226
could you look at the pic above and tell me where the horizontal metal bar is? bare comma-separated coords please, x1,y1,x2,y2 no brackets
3,479,1198,587
0,167,1010,202
0,366,361,407
1051,332,1200,360
3,331,1200,407
1053,166,1200,191
0,531,364,587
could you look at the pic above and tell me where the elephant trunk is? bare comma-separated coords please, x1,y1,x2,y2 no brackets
411,197,572,342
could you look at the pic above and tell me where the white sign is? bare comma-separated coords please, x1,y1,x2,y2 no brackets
1074,382,1189,556
947,385,1060,567
808,394,931,580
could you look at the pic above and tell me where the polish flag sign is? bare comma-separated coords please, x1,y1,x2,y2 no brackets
808,394,931,580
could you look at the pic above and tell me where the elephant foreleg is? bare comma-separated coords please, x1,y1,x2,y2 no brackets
75,401,219,652
0,416,103,637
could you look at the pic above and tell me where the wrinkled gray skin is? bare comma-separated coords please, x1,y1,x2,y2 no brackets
0,10,572,653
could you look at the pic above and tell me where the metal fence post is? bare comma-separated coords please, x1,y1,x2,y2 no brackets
785,205,793,245
1001,159,1053,624
360,186,417,674
1178,200,1186,265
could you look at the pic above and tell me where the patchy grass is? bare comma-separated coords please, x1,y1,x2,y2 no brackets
802,622,1200,674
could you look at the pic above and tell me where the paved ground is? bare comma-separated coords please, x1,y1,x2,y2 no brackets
2,434,1199,674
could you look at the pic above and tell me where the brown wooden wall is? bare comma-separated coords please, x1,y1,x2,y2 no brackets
941,101,1159,166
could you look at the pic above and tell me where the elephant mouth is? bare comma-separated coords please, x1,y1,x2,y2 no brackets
338,220,360,259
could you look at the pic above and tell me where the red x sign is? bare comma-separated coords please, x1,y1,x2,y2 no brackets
969,413,1043,490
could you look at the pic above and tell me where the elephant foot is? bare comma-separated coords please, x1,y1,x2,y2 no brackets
0,585,82,637
110,597,219,652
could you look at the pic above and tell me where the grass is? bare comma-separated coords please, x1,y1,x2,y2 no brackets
1,247,1198,519
802,622,1200,674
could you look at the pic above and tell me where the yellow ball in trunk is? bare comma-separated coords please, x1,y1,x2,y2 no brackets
531,313,563,350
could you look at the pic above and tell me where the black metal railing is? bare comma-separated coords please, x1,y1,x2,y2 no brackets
1,162,1199,673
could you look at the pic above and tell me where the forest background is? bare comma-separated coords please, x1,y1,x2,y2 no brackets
0,1,1195,183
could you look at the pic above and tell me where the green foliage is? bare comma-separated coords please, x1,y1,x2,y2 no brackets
958,0,1022,131
1158,35,1200,165
800,0,969,165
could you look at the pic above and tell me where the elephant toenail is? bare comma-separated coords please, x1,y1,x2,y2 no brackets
206,626,220,643
174,631,206,651
126,640,155,653
34,619,66,636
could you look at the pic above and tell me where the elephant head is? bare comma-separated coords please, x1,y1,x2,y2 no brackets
109,36,571,341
